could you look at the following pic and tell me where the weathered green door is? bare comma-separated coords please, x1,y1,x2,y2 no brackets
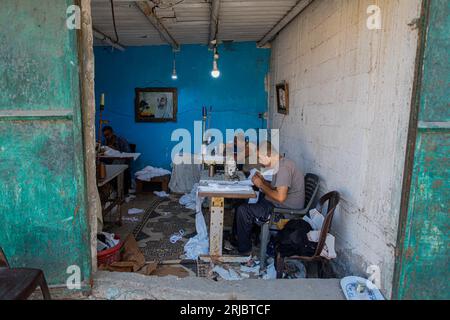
394,0,449,300
0,0,91,285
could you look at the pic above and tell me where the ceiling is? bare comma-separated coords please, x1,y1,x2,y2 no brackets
91,0,301,48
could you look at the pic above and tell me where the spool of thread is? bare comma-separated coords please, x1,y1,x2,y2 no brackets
99,162,106,179
209,164,216,177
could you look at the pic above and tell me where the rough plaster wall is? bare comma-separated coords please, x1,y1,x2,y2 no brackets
269,0,422,297
79,0,100,275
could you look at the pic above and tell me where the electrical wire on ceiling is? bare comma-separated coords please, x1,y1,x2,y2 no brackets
149,0,186,10
110,0,120,43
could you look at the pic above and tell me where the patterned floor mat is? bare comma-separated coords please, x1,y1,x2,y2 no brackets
133,196,197,262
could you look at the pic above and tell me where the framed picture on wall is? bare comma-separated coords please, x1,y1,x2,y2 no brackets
135,88,178,122
276,82,289,115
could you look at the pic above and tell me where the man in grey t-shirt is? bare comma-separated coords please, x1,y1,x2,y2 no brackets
231,141,305,254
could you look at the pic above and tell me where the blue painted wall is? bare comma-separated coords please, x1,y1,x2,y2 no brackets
94,42,270,170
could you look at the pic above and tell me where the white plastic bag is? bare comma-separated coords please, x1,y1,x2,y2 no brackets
303,208,324,230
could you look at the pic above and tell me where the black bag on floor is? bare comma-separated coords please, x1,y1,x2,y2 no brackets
275,219,317,258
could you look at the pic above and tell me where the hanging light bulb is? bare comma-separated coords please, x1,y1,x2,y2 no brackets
211,46,220,78
211,60,220,78
171,52,178,80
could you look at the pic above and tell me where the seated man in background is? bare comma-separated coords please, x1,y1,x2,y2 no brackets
232,141,305,255
102,126,130,153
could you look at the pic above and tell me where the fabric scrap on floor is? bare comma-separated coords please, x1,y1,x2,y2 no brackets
262,263,277,280
240,264,260,274
212,265,242,281
154,191,170,198
128,208,144,215
170,229,185,244
122,216,140,223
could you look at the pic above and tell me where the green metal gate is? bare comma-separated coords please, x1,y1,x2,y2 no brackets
394,0,449,300
0,0,91,285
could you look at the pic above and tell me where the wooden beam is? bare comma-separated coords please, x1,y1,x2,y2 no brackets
92,27,125,51
257,0,313,47
208,0,221,48
135,1,179,50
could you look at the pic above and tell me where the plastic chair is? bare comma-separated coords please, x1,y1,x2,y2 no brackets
259,174,320,269
0,247,51,300
275,191,340,278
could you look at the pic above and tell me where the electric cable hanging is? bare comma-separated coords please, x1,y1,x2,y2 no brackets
150,0,185,10
110,0,120,43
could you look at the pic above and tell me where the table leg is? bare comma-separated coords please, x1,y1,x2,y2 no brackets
209,197,224,257
117,172,124,226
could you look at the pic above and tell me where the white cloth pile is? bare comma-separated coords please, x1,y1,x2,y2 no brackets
303,209,337,259
135,166,171,182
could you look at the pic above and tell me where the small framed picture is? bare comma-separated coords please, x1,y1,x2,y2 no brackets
276,82,289,115
135,88,178,122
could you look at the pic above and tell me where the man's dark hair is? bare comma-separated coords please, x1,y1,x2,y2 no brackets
102,126,113,133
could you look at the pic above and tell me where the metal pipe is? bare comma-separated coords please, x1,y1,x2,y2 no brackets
92,28,125,51
257,0,314,47
135,1,180,50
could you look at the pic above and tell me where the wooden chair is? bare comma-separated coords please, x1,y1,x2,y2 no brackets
259,174,320,268
275,191,340,278
0,247,51,300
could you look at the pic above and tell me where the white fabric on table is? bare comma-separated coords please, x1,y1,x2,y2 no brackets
135,166,171,182
103,146,140,160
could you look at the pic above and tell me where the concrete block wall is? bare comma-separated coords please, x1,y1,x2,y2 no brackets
268,0,422,297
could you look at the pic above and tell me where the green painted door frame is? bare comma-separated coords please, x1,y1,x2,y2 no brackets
394,0,449,300
0,0,92,285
